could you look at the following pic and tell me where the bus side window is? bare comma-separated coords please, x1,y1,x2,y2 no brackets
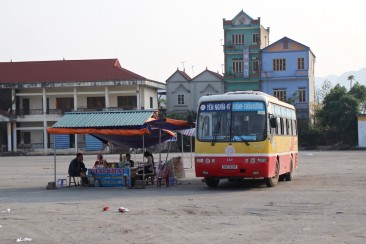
280,118,284,135
289,119,293,135
294,120,298,135
286,119,290,135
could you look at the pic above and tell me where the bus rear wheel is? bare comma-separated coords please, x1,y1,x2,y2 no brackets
205,177,220,187
285,160,294,181
265,160,279,187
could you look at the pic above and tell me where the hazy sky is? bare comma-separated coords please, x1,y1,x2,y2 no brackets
1,0,365,82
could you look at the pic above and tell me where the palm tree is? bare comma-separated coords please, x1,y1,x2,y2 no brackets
348,75,355,89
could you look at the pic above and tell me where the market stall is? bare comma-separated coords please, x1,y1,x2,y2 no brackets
47,110,194,188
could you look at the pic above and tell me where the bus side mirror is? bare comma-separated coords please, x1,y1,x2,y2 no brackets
270,117,277,128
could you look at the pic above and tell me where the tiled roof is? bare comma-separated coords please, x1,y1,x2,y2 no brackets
178,70,191,80
52,110,155,128
194,69,224,80
166,69,191,82
0,59,147,83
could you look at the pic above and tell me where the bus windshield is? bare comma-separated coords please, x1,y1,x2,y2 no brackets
197,101,267,142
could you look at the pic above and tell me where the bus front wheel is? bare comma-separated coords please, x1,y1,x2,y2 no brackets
265,160,280,187
205,177,220,187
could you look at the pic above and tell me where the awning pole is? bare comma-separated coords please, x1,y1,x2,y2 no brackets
190,132,193,168
181,132,184,157
159,129,162,163
53,134,56,186
142,135,145,180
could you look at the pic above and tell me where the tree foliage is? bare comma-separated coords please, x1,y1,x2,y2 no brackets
349,82,366,102
315,83,365,145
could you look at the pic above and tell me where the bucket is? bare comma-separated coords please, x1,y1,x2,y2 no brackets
169,177,175,186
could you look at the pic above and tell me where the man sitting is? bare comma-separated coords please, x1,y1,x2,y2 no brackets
68,153,89,186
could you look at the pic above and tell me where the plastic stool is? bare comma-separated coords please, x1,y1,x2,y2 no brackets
157,176,170,188
57,178,67,187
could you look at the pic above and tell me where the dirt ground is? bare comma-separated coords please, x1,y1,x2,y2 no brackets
0,151,366,244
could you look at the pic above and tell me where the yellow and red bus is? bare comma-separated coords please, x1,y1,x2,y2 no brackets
195,91,298,187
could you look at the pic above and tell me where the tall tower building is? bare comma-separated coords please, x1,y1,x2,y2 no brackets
223,10,270,91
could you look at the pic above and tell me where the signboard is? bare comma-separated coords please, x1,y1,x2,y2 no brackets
200,102,265,112
243,47,249,78
199,102,231,112
88,168,130,187
232,102,265,112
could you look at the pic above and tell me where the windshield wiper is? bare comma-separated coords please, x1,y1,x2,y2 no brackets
211,120,221,146
237,135,250,146
211,134,217,146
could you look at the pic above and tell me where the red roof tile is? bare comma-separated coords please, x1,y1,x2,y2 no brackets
0,59,147,83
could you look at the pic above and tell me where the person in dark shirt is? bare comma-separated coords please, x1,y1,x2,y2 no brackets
125,153,135,167
68,153,89,186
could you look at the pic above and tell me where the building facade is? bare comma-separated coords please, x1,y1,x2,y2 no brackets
358,105,366,148
223,10,270,92
261,37,316,120
166,68,224,114
0,59,165,153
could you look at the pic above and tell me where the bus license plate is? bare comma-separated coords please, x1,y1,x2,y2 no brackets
222,165,237,169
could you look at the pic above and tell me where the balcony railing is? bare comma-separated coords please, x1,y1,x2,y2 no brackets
16,109,63,116
75,106,137,112
295,70,308,76
261,70,310,79
224,43,260,52
15,106,138,117
224,72,260,80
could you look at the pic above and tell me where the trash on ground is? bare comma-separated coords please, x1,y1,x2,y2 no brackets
1,208,11,213
103,206,109,211
0,224,3,228
16,237,32,242
118,207,130,213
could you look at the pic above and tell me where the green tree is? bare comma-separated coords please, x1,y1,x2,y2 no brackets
348,82,366,102
316,84,360,145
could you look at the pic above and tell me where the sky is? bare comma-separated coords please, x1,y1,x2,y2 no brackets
1,0,365,83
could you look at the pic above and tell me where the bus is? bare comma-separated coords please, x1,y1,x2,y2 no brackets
195,91,298,187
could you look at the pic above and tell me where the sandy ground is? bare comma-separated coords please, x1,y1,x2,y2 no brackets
1,151,366,244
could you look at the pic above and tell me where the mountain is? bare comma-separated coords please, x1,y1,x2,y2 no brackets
315,68,366,89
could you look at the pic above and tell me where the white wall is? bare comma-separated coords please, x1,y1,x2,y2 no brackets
358,117,366,147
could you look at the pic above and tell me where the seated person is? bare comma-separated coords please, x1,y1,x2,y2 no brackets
137,151,154,176
68,153,89,186
93,154,107,168
125,153,135,167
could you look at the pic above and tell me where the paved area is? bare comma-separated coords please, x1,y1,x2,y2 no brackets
0,151,366,243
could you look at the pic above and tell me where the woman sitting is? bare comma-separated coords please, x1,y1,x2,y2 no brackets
137,151,154,176
93,154,107,168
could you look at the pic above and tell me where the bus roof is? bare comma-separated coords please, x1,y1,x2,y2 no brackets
198,91,295,110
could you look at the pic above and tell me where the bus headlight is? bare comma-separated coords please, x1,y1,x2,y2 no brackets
196,158,204,163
